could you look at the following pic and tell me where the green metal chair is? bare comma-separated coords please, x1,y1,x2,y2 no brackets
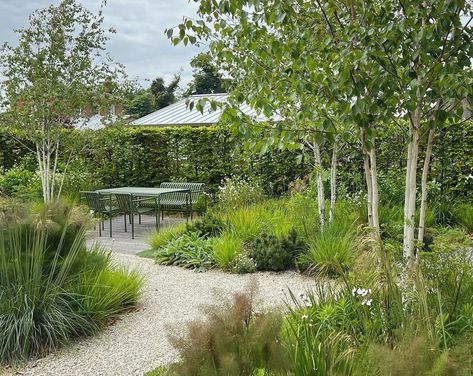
158,182,205,220
114,193,160,239
80,191,121,237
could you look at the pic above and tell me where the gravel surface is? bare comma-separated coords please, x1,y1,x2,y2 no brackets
16,253,316,376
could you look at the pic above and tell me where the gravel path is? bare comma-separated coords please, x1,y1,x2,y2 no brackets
17,253,316,376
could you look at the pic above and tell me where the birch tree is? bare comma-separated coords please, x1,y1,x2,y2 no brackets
171,0,473,270
0,0,123,202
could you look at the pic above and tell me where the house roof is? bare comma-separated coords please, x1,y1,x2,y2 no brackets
131,93,268,126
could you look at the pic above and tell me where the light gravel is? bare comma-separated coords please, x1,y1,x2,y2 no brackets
15,253,316,376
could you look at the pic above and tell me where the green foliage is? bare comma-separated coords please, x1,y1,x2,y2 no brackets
212,230,244,269
453,204,473,232
124,90,154,118
0,165,41,200
0,204,142,365
185,52,226,95
249,229,305,272
0,0,124,202
147,222,187,250
299,218,360,276
217,176,265,210
285,192,320,241
228,252,257,274
186,212,224,238
354,335,463,376
154,232,215,271
166,288,289,375
421,228,473,326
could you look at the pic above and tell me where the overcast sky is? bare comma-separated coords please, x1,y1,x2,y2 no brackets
0,0,202,89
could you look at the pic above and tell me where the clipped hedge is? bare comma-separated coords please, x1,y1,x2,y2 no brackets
0,126,306,196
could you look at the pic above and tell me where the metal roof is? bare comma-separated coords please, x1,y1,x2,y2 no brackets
131,93,267,126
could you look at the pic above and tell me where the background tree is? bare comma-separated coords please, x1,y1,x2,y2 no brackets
185,53,227,95
150,74,181,109
124,89,154,118
0,0,123,202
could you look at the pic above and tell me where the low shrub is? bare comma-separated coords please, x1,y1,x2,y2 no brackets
154,232,215,271
0,166,42,200
212,230,244,269
186,212,224,238
217,176,265,210
229,252,257,274
0,206,142,365
166,287,289,375
249,229,305,272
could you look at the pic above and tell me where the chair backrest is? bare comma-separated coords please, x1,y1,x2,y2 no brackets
81,191,105,212
114,193,134,213
159,182,205,204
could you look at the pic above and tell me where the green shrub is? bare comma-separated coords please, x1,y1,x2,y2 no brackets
0,166,41,200
212,230,244,269
155,232,215,271
0,208,142,365
249,229,305,272
229,252,257,274
453,203,473,232
166,287,289,375
217,176,265,210
186,212,224,238
147,222,187,250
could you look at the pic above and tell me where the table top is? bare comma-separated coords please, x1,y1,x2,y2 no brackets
96,187,190,196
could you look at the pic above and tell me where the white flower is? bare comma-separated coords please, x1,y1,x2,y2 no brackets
362,299,373,307
352,287,357,296
89,209,95,215
301,314,309,320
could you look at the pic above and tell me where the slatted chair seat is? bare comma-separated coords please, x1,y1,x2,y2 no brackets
80,191,122,237
114,193,159,239
142,182,205,220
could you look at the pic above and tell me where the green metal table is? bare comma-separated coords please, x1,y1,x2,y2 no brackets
95,187,192,235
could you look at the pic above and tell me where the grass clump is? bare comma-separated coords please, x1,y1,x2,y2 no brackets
0,203,142,365
147,222,187,250
299,219,360,276
212,230,244,269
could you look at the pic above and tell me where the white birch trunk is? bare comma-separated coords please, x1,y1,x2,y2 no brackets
313,140,325,229
369,136,380,234
417,128,435,249
329,136,338,222
403,116,420,268
361,129,373,227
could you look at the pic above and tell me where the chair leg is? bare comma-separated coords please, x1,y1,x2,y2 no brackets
139,213,141,225
98,217,102,237
124,213,127,233
131,213,135,240
162,210,164,221
110,214,113,238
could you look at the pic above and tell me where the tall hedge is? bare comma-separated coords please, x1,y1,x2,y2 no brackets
1,123,472,200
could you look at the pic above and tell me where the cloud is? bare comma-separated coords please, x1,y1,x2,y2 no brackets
0,0,202,88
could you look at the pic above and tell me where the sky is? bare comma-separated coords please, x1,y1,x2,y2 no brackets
0,0,202,89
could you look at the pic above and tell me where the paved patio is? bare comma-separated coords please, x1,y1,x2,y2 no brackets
86,214,186,255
